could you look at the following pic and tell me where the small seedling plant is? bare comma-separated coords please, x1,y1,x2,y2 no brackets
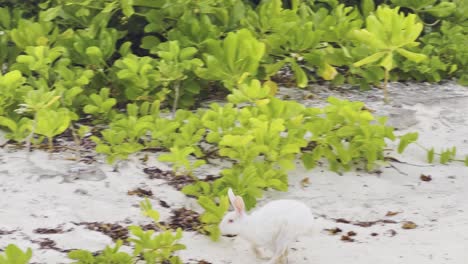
68,199,186,264
352,6,427,102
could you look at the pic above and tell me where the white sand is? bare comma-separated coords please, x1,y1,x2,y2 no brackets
1,82,467,263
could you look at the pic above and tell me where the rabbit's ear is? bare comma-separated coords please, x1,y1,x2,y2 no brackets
227,188,237,206
233,195,245,215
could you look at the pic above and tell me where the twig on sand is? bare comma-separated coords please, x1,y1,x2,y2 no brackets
388,163,408,176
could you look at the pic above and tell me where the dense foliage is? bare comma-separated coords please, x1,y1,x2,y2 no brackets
0,0,467,258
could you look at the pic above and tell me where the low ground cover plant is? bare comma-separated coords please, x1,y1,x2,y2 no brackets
0,200,186,264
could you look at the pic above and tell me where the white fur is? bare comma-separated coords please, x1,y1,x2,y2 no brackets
219,189,314,264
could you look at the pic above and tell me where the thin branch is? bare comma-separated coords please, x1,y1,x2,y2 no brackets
172,81,180,118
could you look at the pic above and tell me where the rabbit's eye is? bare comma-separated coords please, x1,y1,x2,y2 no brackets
228,219,234,223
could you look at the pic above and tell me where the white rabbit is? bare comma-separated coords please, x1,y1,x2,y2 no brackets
219,188,314,264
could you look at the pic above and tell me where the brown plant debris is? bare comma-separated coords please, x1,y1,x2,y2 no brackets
300,177,310,188
33,226,73,234
30,238,71,252
420,174,432,182
143,167,194,190
159,199,171,208
340,235,355,242
335,218,351,224
333,218,398,227
347,231,357,236
370,232,379,236
143,167,221,190
325,227,342,235
385,211,401,217
384,229,398,237
194,260,213,264
186,259,213,264
0,229,16,235
168,208,202,232
76,222,129,242
401,221,418,229
139,223,161,232
127,187,153,197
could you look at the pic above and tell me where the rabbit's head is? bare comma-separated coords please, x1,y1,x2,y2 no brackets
219,188,246,236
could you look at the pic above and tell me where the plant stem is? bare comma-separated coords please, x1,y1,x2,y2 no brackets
172,81,180,118
383,69,389,104
25,112,38,153
415,142,429,151
48,136,53,153
69,123,82,160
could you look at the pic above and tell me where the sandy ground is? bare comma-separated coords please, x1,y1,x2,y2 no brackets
1,82,468,264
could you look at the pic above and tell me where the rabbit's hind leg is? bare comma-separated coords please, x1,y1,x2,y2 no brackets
252,244,269,260
281,249,289,263
268,229,291,264
267,244,288,264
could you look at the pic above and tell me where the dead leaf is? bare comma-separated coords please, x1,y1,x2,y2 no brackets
420,174,432,182
319,63,337,81
127,188,153,197
303,93,316,100
385,211,401,217
33,226,72,234
401,221,418,229
168,208,202,232
361,105,376,113
77,222,129,241
384,229,397,237
335,218,351,224
370,232,379,236
196,261,212,264
0,229,16,235
341,235,355,242
31,238,58,250
159,200,170,208
140,154,149,163
300,177,310,188
347,231,357,236
332,217,398,227
264,80,278,96
325,227,342,235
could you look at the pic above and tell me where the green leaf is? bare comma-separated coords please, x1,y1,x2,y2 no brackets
397,132,418,153
361,0,375,17
301,153,317,169
0,116,18,132
379,53,393,71
119,41,132,56
396,48,427,63
290,60,308,88
353,52,386,67
196,29,265,90
0,244,33,264
440,149,450,164
0,7,11,29
39,6,62,21
86,46,103,61
426,2,456,17
319,63,338,81
141,36,161,51
120,0,135,17
427,148,435,163
67,249,95,262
